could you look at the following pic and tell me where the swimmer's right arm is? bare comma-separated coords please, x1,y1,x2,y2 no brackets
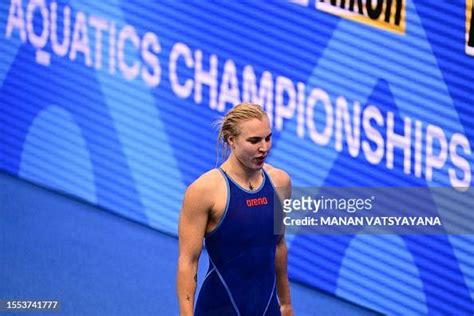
177,179,212,316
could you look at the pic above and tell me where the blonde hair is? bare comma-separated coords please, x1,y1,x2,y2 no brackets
215,102,267,164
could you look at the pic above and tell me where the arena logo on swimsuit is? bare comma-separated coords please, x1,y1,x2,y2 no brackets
467,0,474,56
292,0,406,34
246,197,268,207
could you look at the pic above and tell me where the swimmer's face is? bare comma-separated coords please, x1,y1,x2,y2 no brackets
228,116,272,170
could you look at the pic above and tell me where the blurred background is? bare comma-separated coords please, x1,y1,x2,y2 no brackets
1,0,473,314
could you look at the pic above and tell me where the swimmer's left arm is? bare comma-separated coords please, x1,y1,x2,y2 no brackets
274,169,294,316
276,237,293,316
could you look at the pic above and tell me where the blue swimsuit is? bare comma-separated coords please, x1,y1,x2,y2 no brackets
194,168,282,316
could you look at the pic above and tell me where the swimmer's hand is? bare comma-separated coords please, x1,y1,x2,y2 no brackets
280,304,294,316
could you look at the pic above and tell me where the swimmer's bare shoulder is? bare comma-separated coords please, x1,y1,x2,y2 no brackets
189,168,226,205
180,169,227,234
264,163,292,200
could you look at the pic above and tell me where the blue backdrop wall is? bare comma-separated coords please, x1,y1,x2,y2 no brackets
1,0,473,314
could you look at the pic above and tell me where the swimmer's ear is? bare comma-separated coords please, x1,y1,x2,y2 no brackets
227,135,235,148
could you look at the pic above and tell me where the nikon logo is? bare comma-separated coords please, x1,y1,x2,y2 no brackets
316,0,406,34
467,0,474,56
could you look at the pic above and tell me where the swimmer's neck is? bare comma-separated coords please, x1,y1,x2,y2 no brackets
221,155,262,182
